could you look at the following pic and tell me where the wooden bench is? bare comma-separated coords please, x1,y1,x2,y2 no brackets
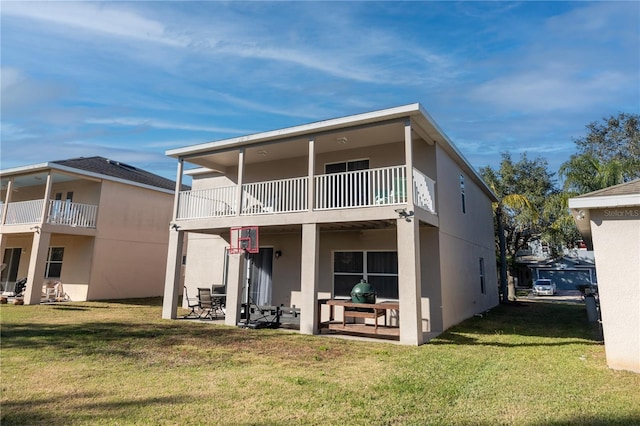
325,299,399,332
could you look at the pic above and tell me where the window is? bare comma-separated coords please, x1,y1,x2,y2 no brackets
479,257,486,294
333,251,398,299
460,174,466,214
325,159,369,174
325,159,370,208
45,247,64,278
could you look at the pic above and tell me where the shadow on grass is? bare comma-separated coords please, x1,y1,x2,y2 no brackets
432,301,603,346
95,296,165,307
0,318,305,359
1,393,193,425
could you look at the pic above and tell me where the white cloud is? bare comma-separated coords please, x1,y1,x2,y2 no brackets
85,117,250,134
1,1,188,47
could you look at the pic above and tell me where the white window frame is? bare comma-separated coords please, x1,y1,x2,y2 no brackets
332,250,398,300
45,247,65,279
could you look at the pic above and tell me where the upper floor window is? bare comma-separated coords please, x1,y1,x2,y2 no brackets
45,247,64,278
325,159,369,174
460,174,466,214
55,192,73,202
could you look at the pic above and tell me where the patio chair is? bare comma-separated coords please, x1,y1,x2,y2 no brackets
197,288,223,320
183,286,200,318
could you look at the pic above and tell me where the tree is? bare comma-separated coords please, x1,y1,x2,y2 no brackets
480,153,554,302
541,192,582,259
560,113,640,193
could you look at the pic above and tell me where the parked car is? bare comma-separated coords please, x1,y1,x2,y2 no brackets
532,279,556,296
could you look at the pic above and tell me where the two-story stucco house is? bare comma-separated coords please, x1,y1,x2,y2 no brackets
0,156,181,304
162,104,499,345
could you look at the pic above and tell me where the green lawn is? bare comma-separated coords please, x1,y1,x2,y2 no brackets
1,298,638,425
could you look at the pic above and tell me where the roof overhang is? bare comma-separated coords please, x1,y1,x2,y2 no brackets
0,162,174,195
568,192,640,250
166,103,498,202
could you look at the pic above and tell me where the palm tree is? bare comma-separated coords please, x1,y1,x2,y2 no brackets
493,193,537,302
559,154,629,194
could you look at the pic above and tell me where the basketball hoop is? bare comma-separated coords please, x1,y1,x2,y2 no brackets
230,226,259,254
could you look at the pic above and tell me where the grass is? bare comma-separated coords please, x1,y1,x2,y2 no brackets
1,298,639,425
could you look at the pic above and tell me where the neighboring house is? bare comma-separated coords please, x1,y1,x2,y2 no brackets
0,156,183,304
569,179,640,373
516,253,596,290
162,104,499,345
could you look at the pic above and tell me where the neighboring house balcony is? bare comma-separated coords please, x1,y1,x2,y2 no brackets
176,165,436,224
0,199,98,234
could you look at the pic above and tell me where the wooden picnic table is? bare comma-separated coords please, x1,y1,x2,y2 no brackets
323,299,399,331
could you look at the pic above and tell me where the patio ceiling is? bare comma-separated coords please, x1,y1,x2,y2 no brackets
182,120,414,173
1,171,79,192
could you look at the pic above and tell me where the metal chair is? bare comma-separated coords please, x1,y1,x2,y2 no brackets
183,286,200,318
197,288,219,320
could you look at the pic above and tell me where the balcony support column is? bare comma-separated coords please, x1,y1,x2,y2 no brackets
23,230,51,305
162,228,184,319
1,179,13,226
224,252,244,326
40,172,53,224
396,217,424,345
235,149,245,215
404,119,415,208
172,159,184,221
300,223,319,334
307,137,315,211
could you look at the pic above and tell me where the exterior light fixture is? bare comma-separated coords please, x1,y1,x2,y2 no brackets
336,137,348,144
275,250,282,259
394,208,414,221
257,150,268,156
576,210,586,220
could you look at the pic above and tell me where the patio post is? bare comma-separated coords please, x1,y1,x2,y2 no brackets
162,228,184,319
23,230,51,305
224,252,243,326
396,217,424,345
299,223,319,334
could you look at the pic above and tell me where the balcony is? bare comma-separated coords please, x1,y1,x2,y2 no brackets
0,200,98,228
176,166,436,220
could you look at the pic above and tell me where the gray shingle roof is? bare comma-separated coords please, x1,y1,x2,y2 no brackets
575,178,640,198
52,156,187,191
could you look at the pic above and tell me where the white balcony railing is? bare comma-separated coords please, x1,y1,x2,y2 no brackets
241,177,308,215
1,199,98,228
4,199,44,225
177,186,237,219
46,200,98,228
413,168,436,214
315,165,407,210
175,165,436,220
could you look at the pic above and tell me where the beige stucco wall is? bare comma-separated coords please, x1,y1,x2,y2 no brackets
589,208,640,373
182,232,227,307
1,234,93,301
49,234,93,301
87,180,173,300
434,145,499,330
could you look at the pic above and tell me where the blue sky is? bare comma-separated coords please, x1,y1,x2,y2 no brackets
1,1,638,181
